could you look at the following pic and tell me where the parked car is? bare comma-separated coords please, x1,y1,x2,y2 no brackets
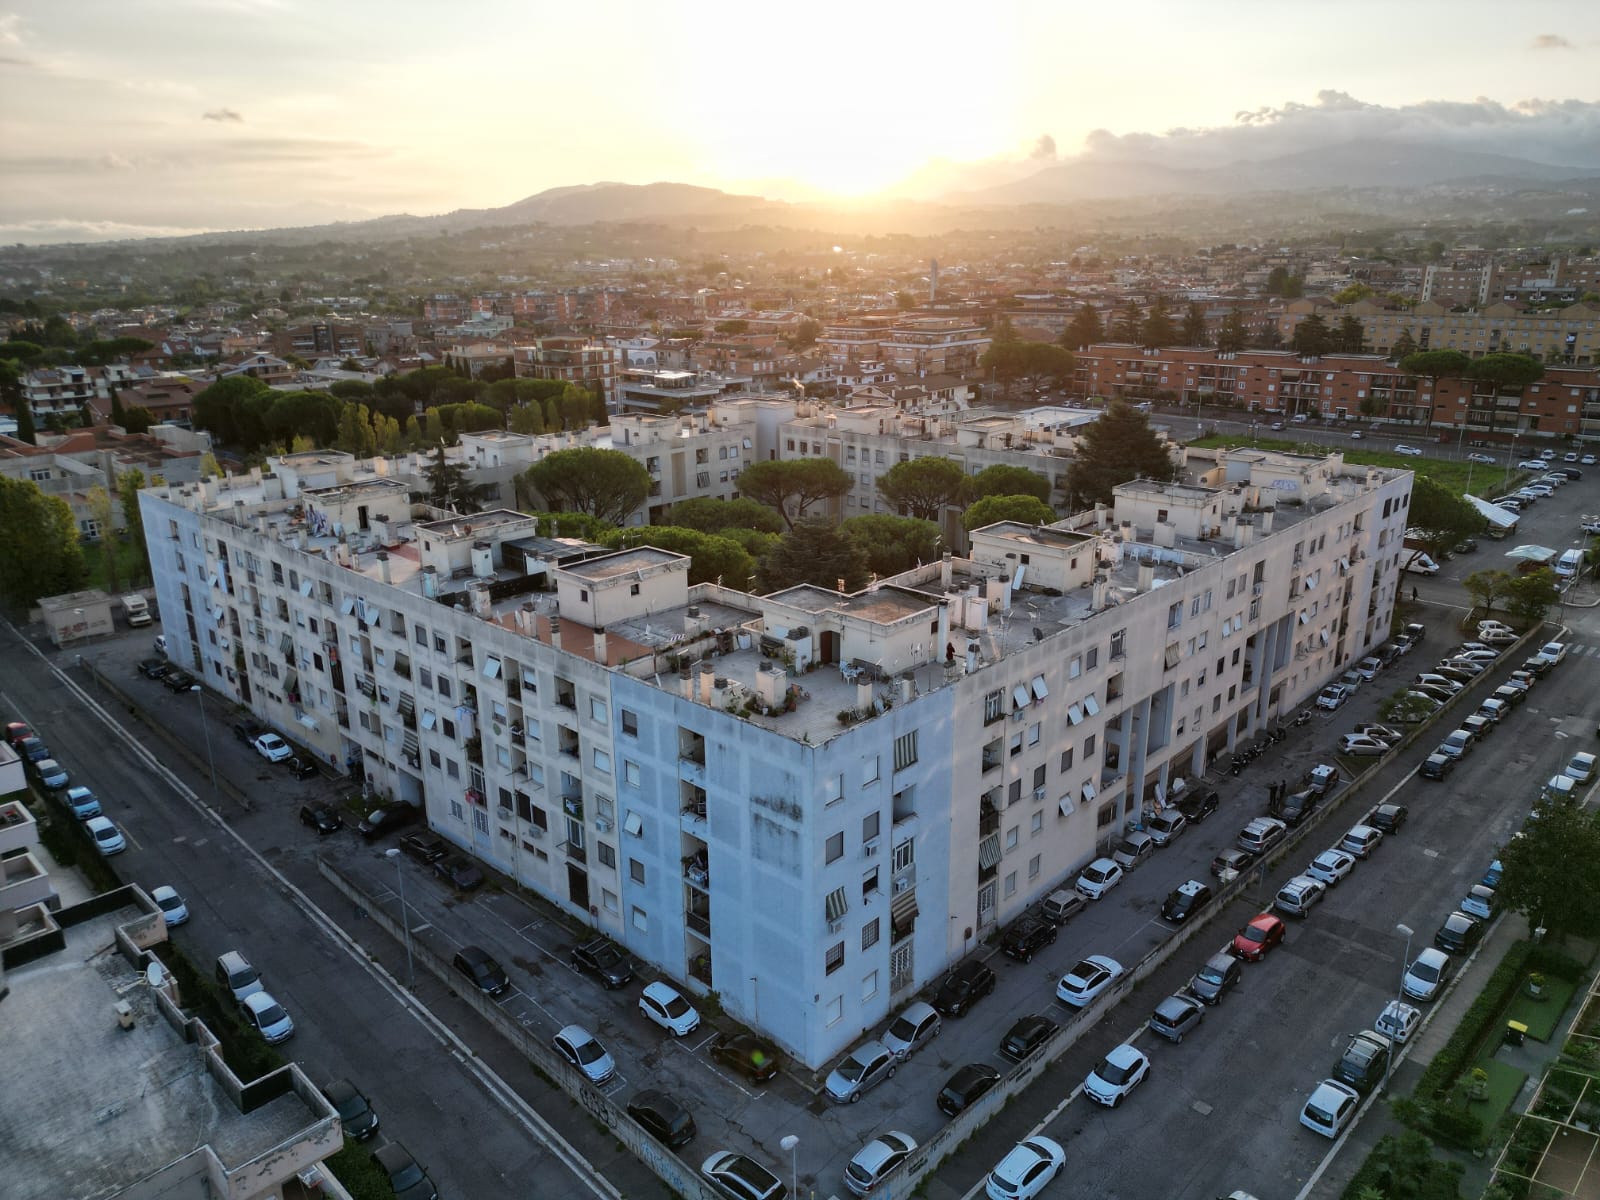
845,1132,917,1197
1160,879,1214,924
552,1024,616,1084
1274,875,1327,918
1232,913,1287,961
571,936,635,988
1300,1079,1361,1138
1110,830,1156,869
160,669,199,692
1340,824,1384,859
1394,444,1424,457
1306,847,1356,887
1175,784,1221,823
1074,856,1125,899
252,732,293,762
1145,809,1186,846
627,1089,696,1149
358,803,418,840
1338,733,1390,757
1210,847,1255,880
1334,1031,1393,1094
1187,951,1243,1005
398,832,447,864
1434,911,1485,955
937,1063,1001,1116
1461,884,1497,921
1055,954,1124,1007
1316,683,1352,710
1566,752,1597,784
239,991,295,1043
86,815,126,855
700,1151,785,1200
1403,554,1439,575
1237,816,1287,855
432,855,485,891
1419,752,1456,781
1402,947,1454,1001
1083,1043,1151,1108
825,1040,897,1104
151,884,189,926
1148,993,1206,1043
298,803,344,834
215,950,263,1002
1376,1000,1422,1044
285,756,319,780
1039,889,1086,926
232,719,265,742
1353,722,1403,746
983,1137,1065,1200
999,1014,1058,1062
451,945,509,996
1354,656,1383,681
932,959,997,1017
708,1032,781,1082
638,980,701,1036
881,1000,941,1061
322,1077,380,1140
370,1141,438,1200
137,658,172,680
999,915,1058,963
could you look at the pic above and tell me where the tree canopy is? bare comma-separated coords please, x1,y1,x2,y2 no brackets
1140,297,1177,348
1214,310,1248,354
1403,476,1485,567
1065,399,1179,509
1496,801,1600,940
1290,313,1331,356
601,525,755,589
669,496,785,535
757,518,869,594
420,443,497,514
970,464,1051,504
1179,303,1210,348
1505,567,1561,627
737,458,852,528
0,477,87,607
964,494,1057,531
840,514,940,577
1059,305,1103,352
522,447,650,526
979,340,1075,399
876,456,969,520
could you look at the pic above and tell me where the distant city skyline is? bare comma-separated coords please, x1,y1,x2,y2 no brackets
2,0,1599,243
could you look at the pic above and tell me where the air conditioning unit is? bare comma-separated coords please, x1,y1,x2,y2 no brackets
529,825,545,839
862,839,879,858
1034,787,1047,802
828,918,845,934
1012,709,1027,722
893,876,912,895
594,817,613,833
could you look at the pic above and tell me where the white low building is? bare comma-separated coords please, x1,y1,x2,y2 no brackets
139,445,1411,1068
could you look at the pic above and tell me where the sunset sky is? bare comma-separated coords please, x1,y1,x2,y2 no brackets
2,0,1599,242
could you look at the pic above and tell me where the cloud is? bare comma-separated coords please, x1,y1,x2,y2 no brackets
0,13,22,46
1531,34,1573,50
202,107,244,122
0,217,219,244
1029,134,1057,160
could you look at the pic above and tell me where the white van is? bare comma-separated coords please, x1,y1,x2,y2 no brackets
1556,548,1583,580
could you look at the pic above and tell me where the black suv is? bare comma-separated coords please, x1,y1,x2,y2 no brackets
451,945,509,996
298,803,343,834
161,669,198,693
999,1014,1057,1061
358,803,418,840
1333,1031,1391,1094
626,1089,696,1148
937,1063,1001,1116
999,916,1058,963
398,832,447,864
932,959,997,1017
1160,879,1213,924
1176,785,1220,824
570,936,634,988
1274,788,1320,827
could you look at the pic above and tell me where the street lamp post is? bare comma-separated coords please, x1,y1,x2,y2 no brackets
779,1135,799,1200
1387,922,1414,1091
385,847,415,988
189,684,217,796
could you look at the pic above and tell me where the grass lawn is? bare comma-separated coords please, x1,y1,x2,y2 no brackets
83,536,149,594
1187,435,1539,498
1455,1056,1529,1143
1507,976,1581,1043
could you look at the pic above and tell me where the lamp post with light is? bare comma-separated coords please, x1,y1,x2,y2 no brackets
189,684,217,797
779,1135,799,1200
1386,923,1414,1091
385,848,415,988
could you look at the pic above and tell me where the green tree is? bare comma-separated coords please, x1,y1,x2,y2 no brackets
1252,321,1284,350
1179,303,1210,348
1291,313,1331,357
757,518,868,594
789,318,821,348
601,525,755,589
1,358,35,444
669,496,785,535
118,468,148,584
264,389,343,451
1332,282,1375,305
110,386,127,427
1111,301,1142,343
1359,1132,1464,1200
1469,353,1545,437
980,341,1075,399
876,456,969,520
1505,567,1560,627
120,404,156,435
508,401,546,436
970,463,1051,503
714,319,750,334
375,413,406,455
86,485,119,593
415,443,495,514
1265,266,1290,296
963,494,1057,531
1214,310,1248,355
990,314,1019,346
895,291,917,310
1066,398,1178,508
192,375,273,447
1336,314,1365,353
1400,349,1471,430
736,458,852,528
522,447,650,525
1140,297,1177,348
1390,329,1418,361
558,383,592,430
1059,305,1103,351
1463,567,1515,618
0,477,88,606
1403,476,1485,568
840,514,940,577
1496,800,1600,940
334,403,378,457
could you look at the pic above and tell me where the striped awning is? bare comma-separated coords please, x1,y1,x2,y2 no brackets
891,888,918,935
825,887,849,923
978,834,1002,870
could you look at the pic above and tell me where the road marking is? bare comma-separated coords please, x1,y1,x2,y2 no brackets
2,620,624,1200
410,921,432,934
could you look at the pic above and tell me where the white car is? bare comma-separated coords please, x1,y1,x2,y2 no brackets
1340,824,1384,859
881,1001,941,1061
1394,444,1424,457
1541,449,1558,459
985,1136,1066,1200
1567,752,1598,785
151,885,189,926
1354,656,1383,681
552,1024,616,1084
702,1152,785,1200
1413,672,1462,695
239,990,295,1043
1583,455,1597,466
1402,948,1453,1002
1055,954,1124,1008
252,732,293,762
1338,733,1389,757
1539,641,1568,665
1403,554,1440,575
1316,683,1352,711
1074,856,1124,900
1519,458,1550,469
1307,847,1356,887
86,815,127,855
638,980,700,1036
1376,1000,1422,1044
1467,452,1496,464
1352,722,1403,746
1301,1079,1362,1138
1083,1043,1150,1108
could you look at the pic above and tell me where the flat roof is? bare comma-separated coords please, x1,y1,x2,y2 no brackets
559,546,687,582
1,906,320,1200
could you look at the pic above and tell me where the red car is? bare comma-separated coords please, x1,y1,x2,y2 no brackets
1232,913,1287,962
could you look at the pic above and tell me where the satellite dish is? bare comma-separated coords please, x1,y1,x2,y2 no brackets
146,961,166,989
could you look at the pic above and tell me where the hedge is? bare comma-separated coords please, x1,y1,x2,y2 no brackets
1416,940,1535,1100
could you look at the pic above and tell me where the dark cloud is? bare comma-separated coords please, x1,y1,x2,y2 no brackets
1075,91,1600,170
203,107,244,122
1029,134,1056,160
1531,34,1573,50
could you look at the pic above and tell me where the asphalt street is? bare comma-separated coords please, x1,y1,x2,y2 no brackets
9,445,1598,1200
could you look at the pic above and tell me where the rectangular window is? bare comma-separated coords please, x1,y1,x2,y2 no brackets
597,842,616,869
1003,871,1017,898
629,858,645,884
1028,853,1041,879
1086,647,1099,670
862,970,878,1002
862,811,880,841
592,749,611,774
620,709,638,736
1005,826,1019,850
1060,747,1074,771
589,697,608,723
862,919,880,951
863,755,880,785
1028,722,1041,746
1031,811,1044,834
623,760,641,787
602,889,618,914
631,906,648,932
826,831,845,863
1083,734,1096,758
826,943,845,975
893,731,918,771
983,689,1005,724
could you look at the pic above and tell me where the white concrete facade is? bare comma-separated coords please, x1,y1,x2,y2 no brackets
139,445,1410,1069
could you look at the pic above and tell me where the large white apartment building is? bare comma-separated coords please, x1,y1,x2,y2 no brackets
139,446,1410,1069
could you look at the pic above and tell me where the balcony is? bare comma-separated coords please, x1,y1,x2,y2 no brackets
555,681,577,711
686,894,711,937
683,850,709,890
559,840,586,865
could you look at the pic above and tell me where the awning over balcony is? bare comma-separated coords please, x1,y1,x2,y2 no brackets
978,834,1002,870
825,886,849,923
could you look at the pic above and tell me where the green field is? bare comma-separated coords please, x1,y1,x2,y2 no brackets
1187,435,1535,498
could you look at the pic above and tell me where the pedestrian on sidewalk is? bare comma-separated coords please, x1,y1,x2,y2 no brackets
1412,586,1419,602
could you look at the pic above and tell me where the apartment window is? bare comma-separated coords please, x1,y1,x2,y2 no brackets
592,749,611,774
1060,747,1074,772
428,749,441,769
446,759,459,779
1028,722,1041,746
597,842,616,870
1083,734,1096,759
1005,826,1019,850
1008,779,1022,806
893,731,918,771
623,760,641,787
629,858,645,884
826,943,845,975
1003,871,1017,898
1086,647,1099,670
620,708,638,737
1031,811,1044,835
863,868,879,898
589,698,608,723
1028,853,1041,879
826,832,845,864
862,970,879,1002
862,811,880,841
825,996,843,1026
1033,764,1047,789
863,755,880,785
862,919,880,951
632,906,648,933
1009,732,1023,758
1168,602,1182,629
983,689,1005,724
892,839,915,874
1068,655,1082,679
601,889,618,914
1097,801,1116,828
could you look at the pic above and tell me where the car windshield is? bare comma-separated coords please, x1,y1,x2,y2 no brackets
574,1038,605,1065
1084,866,1108,883
1197,965,1224,984
1306,1101,1335,1124
390,1162,425,1189
1097,1057,1135,1085
1240,925,1266,943
1314,854,1339,869
95,827,117,842
838,1057,868,1082
661,993,691,1018
1411,961,1440,983
158,894,183,913
333,1092,368,1120
888,1017,916,1041
257,1003,287,1025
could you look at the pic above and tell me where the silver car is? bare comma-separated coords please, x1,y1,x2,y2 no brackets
825,1040,896,1103
880,1001,941,1062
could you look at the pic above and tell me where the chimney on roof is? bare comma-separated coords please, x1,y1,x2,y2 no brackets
469,581,491,617
549,616,561,651
593,627,608,665
756,660,786,708
698,661,715,705
516,602,536,635
421,565,437,599
940,551,953,588
377,551,391,585
1137,557,1155,593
